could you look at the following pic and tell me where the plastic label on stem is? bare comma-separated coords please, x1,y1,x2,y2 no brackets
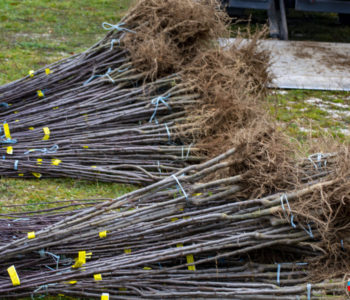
101,293,109,300
51,159,62,166
3,123,11,140
42,127,50,141
27,232,35,239
7,265,20,286
99,231,107,238
37,90,44,98
6,146,13,155
94,274,102,281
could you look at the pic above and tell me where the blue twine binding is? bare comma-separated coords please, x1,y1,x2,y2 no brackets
172,174,188,201
181,145,192,160
110,33,126,50
13,218,30,222
31,283,57,300
117,66,129,73
305,223,314,239
157,161,162,175
164,123,171,143
14,160,18,171
308,153,327,170
102,22,136,33
280,194,296,228
307,283,311,300
0,136,17,144
110,39,120,50
0,102,9,109
149,94,171,123
24,144,59,155
276,264,281,285
39,250,60,270
185,144,192,160
84,68,115,86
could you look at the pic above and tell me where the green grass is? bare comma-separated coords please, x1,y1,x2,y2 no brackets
267,89,350,143
0,0,135,212
0,0,132,84
0,178,135,214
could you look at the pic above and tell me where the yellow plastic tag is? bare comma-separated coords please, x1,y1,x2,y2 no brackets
29,70,34,78
7,146,13,155
7,265,20,286
51,159,62,166
171,217,178,222
83,146,89,149
15,120,19,123
72,255,85,269
101,293,109,300
99,231,107,238
79,251,86,263
186,254,196,271
42,127,50,141
69,281,77,285
53,106,59,110
124,248,131,254
18,174,24,177
143,267,152,270
176,243,195,270
37,90,44,98
3,123,11,139
45,68,51,75
72,251,91,268
29,127,35,131
91,166,97,169
37,159,43,165
27,232,35,239
32,173,42,179
94,274,102,281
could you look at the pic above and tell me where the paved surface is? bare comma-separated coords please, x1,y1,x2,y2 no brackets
223,39,350,91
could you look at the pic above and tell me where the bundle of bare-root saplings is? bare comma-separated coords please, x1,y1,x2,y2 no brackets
0,146,349,298
1,0,350,299
0,0,240,184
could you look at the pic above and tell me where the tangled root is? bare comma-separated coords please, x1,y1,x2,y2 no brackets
123,0,229,79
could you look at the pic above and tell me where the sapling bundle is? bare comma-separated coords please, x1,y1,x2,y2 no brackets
0,148,349,298
0,0,267,184
0,75,203,184
0,262,346,299
0,0,227,105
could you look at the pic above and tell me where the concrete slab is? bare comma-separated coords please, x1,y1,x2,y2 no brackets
222,39,350,91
